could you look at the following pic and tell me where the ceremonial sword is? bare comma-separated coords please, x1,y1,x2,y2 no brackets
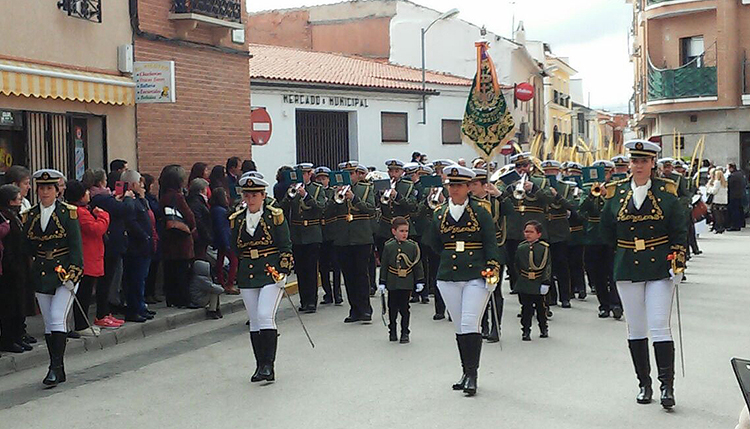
668,253,685,377
57,266,99,337
266,265,315,348
380,292,387,327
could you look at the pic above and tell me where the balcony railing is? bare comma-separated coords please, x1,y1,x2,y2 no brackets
647,42,717,101
172,0,242,23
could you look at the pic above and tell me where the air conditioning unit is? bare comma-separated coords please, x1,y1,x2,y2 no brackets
117,45,133,74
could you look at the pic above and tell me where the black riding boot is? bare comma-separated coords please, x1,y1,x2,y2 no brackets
452,335,468,390
259,329,277,382
654,341,675,409
250,331,264,382
462,333,482,396
43,332,67,387
628,339,653,404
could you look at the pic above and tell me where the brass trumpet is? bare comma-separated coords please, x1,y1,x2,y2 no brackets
334,185,351,204
380,178,397,204
513,174,528,200
427,187,443,209
287,183,304,198
590,182,603,197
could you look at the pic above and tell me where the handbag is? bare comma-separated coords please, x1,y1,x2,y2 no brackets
164,195,191,236
692,200,708,222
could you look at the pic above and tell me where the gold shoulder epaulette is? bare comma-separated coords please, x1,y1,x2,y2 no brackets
660,179,678,196
539,241,550,247
268,205,284,225
474,198,491,215
61,202,78,219
605,182,617,199
229,208,244,221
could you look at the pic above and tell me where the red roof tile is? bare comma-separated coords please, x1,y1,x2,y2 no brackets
249,44,471,92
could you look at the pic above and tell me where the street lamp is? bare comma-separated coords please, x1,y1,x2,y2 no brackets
420,8,460,124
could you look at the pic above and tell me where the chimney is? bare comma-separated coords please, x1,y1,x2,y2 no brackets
514,21,526,45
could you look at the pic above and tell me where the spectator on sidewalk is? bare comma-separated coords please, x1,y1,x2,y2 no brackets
143,174,162,305
210,187,239,295
159,165,195,308
208,165,227,193
188,162,211,200
106,159,128,190
241,159,257,173
0,185,25,353
707,169,728,234
727,163,746,231
188,259,224,319
226,157,242,205
122,170,155,323
66,180,111,336
87,168,130,328
187,178,213,261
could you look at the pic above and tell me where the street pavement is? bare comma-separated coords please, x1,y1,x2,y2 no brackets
1,231,748,429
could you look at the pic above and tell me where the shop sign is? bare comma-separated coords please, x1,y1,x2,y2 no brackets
282,94,369,108
134,61,176,103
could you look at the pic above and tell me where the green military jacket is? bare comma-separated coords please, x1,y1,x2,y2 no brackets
409,180,428,239
567,186,587,246
600,177,688,282
23,201,84,294
482,194,509,265
423,197,501,281
230,204,294,288
321,187,339,242
327,181,376,247
667,172,691,212
279,181,326,245
501,175,552,241
514,240,552,295
377,178,417,239
378,238,425,291
578,183,608,246
546,182,576,244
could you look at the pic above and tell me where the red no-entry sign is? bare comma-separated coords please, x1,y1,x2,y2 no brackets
251,108,272,145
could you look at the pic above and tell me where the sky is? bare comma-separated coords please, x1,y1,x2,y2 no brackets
247,0,634,113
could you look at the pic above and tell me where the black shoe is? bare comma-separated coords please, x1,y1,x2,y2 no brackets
17,340,33,351
598,309,610,318
654,341,676,409
433,313,445,321
421,297,430,304
344,316,359,323
125,314,147,323
303,305,317,314
694,250,702,255
334,299,344,306
486,325,500,343
140,312,155,320
399,333,410,344
522,332,531,341
548,302,558,307
0,343,24,353
389,330,398,342
637,386,653,404
453,335,468,391
369,287,377,297
258,329,277,382
43,332,67,387
206,311,221,320
561,301,571,309
360,314,372,324
509,290,518,295
612,307,623,320
320,297,334,305
539,327,549,338
409,296,420,303
67,331,81,339
629,339,653,404
546,310,553,319
23,334,37,344
462,334,482,396
578,291,587,300
144,309,156,316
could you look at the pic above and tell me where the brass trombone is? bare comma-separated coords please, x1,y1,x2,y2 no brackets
513,174,528,200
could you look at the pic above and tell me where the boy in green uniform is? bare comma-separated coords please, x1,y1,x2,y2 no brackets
378,217,425,343
515,220,552,341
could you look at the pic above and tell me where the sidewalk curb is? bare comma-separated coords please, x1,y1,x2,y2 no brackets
0,281,299,377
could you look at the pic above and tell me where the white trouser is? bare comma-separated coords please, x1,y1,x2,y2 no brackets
240,283,284,332
616,278,674,342
437,279,491,334
36,284,79,334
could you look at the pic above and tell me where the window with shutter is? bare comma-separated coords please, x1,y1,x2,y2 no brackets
442,119,462,145
381,112,408,143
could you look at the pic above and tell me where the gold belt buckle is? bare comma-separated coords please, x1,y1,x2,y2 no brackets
250,249,260,259
397,269,407,278
347,214,353,222
634,238,646,252
518,206,526,213
528,271,536,280
303,220,309,227
455,241,465,252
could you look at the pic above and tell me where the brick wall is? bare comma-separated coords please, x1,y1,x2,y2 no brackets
134,0,251,178
246,10,313,50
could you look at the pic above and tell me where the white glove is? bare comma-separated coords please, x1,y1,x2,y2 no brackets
415,283,424,293
63,280,75,291
539,284,551,295
485,279,497,293
378,284,386,295
669,269,684,285
276,278,286,289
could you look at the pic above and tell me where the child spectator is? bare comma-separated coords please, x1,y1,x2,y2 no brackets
515,220,552,341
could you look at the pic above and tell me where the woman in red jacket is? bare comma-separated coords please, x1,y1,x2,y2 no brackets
65,180,113,336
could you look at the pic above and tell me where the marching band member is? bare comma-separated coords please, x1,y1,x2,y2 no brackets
424,165,500,396
279,163,326,313
330,161,376,323
541,160,576,308
405,162,432,304
612,155,630,176
426,159,453,319
315,167,343,306
23,169,84,387
600,140,687,409
230,175,294,383
564,163,588,299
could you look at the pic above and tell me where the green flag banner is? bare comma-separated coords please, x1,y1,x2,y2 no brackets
461,40,515,156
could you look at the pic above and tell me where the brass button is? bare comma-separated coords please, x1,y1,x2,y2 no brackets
467,222,472,226
651,258,655,262
634,260,639,265
620,190,625,194
41,271,45,276
468,264,473,268
249,274,254,279
453,266,457,270
658,198,662,202
451,234,455,239
249,264,253,268
650,226,654,229
651,209,656,213
660,187,665,191
468,251,474,256
452,254,457,259
630,227,635,231
650,247,654,251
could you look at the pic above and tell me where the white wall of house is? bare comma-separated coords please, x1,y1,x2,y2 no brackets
249,83,503,182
